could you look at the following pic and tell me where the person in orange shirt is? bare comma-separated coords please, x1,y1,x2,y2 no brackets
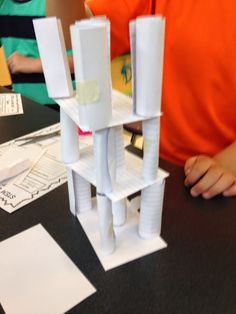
86,0,236,199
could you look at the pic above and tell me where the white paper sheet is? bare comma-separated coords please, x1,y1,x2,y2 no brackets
55,90,161,132
0,224,96,314
77,199,167,271
0,124,93,213
0,93,23,116
33,17,74,98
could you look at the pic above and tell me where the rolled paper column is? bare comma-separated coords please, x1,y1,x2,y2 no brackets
70,21,112,131
60,109,79,164
108,127,116,186
139,180,165,239
115,125,125,170
135,16,165,116
129,20,137,113
66,168,76,215
97,194,115,254
112,199,127,227
94,128,112,194
142,117,160,181
73,173,92,213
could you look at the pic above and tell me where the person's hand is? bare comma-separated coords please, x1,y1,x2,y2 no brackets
184,155,236,199
7,52,42,74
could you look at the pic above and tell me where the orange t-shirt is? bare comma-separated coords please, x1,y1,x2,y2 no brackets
87,0,236,165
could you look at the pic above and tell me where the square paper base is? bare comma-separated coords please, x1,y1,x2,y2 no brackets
77,199,167,271
0,224,96,314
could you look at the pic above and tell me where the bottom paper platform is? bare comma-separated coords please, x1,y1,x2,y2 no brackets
77,199,167,271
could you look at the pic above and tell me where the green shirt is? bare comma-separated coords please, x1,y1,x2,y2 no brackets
0,0,73,105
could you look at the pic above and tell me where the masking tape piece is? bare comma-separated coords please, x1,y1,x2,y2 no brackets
76,80,100,104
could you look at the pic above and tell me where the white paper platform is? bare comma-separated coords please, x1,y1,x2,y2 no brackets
0,224,96,314
56,89,162,132
70,148,169,202
77,199,167,271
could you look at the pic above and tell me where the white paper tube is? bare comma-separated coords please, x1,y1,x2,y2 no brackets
66,168,76,215
135,16,165,116
139,180,165,239
73,173,92,213
94,129,112,194
70,22,112,131
97,194,115,254
60,109,80,164
115,125,125,169
142,117,160,181
75,17,111,56
33,17,73,99
129,20,137,113
112,199,127,227
108,127,116,186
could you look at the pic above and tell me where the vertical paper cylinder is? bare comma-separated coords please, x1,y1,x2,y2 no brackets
70,22,112,131
73,173,92,213
66,168,76,216
142,117,160,181
139,180,165,239
94,129,112,194
108,127,116,186
129,20,137,113
112,199,127,227
60,109,80,164
97,194,115,254
115,125,125,169
135,16,165,116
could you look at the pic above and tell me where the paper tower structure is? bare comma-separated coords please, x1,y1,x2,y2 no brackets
33,15,169,259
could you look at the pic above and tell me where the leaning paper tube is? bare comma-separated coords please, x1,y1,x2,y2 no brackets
97,194,115,254
60,109,80,164
142,117,160,181
139,180,165,239
135,16,165,116
33,17,73,99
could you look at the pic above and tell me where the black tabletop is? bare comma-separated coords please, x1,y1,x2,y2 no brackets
0,87,235,314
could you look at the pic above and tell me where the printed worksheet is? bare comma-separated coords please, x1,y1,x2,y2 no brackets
0,123,92,213
0,93,23,116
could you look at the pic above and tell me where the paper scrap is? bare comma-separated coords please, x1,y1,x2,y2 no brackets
0,123,93,213
0,93,23,117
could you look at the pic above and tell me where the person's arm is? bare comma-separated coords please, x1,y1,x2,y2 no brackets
184,142,236,199
7,52,75,74
7,52,43,74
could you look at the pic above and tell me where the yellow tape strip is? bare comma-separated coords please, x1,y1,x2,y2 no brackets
76,80,100,104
